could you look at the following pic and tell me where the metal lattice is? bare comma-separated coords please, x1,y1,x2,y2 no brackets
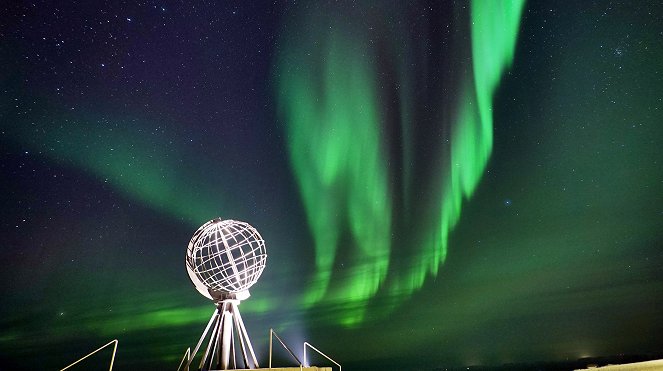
186,219,267,295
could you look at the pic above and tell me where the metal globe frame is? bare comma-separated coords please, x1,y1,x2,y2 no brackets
184,218,267,371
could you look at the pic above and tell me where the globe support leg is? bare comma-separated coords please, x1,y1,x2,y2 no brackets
184,309,218,371
201,311,222,370
185,300,259,370
222,300,259,369
220,306,233,369
234,304,259,368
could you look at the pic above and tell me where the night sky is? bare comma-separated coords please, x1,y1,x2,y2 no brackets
1,1,662,370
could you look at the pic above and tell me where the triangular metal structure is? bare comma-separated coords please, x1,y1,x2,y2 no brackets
184,299,258,370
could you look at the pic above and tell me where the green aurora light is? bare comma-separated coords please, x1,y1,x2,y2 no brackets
4,114,224,224
2,1,663,368
276,26,392,325
3,0,527,331
276,0,526,325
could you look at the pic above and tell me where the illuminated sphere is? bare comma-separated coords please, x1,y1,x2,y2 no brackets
186,218,267,299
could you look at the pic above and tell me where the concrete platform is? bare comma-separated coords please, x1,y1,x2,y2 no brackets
575,359,663,370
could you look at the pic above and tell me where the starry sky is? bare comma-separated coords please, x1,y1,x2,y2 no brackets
1,1,662,370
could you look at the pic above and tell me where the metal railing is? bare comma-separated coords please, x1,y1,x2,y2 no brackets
176,347,191,371
304,341,341,371
60,339,118,371
268,328,302,369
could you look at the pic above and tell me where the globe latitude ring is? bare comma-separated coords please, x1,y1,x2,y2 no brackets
185,218,267,301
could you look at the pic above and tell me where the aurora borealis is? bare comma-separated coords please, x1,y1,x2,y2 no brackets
1,1,662,370
275,0,526,323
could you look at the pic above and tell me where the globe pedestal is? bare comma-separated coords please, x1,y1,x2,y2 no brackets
185,294,258,371
184,219,268,371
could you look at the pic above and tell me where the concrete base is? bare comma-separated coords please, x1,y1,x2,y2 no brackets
575,359,663,370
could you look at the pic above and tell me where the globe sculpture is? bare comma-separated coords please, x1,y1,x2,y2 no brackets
183,218,267,371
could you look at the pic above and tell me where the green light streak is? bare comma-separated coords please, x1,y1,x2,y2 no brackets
87,305,213,336
390,0,526,299
277,0,525,324
471,0,526,163
276,22,391,323
4,113,225,224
